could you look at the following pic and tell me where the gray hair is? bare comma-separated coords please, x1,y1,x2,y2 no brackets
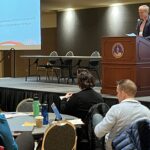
139,5,149,13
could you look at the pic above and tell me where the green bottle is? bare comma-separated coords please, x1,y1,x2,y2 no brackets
33,94,40,117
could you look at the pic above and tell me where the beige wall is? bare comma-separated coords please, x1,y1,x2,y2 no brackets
0,52,4,77
41,12,57,28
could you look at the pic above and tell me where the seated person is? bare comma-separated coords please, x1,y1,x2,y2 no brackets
0,114,17,150
61,69,103,122
94,79,150,150
0,114,34,150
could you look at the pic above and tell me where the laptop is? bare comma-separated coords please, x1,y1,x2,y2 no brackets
51,103,62,121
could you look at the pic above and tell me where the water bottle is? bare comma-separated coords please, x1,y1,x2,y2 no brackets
41,102,49,125
33,94,40,117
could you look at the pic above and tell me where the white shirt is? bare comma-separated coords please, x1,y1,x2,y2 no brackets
94,98,150,150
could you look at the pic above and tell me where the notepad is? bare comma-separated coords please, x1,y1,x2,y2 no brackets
3,112,29,119
22,122,36,126
59,96,70,101
67,119,84,125
126,33,136,37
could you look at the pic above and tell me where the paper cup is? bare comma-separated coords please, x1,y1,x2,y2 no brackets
35,116,43,128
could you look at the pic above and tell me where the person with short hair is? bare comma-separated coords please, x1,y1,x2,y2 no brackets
94,79,150,150
61,69,103,121
137,5,150,40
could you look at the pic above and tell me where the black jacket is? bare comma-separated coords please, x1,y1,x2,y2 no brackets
136,16,150,40
61,88,103,121
85,103,110,150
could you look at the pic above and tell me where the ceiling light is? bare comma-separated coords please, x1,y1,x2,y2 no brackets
66,8,74,11
110,3,123,7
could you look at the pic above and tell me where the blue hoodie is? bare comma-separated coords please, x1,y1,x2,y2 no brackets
0,114,18,150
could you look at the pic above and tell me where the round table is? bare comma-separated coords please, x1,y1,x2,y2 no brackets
6,112,81,137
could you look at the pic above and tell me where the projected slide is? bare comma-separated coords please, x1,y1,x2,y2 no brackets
0,0,41,50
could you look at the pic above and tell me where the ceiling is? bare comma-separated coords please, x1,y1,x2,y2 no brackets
41,0,150,12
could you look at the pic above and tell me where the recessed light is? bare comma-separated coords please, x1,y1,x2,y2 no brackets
66,8,74,11
110,3,122,7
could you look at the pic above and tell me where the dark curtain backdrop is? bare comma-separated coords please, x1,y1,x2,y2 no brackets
0,88,62,112
0,88,149,112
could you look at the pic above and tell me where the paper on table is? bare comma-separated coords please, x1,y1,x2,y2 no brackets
22,122,36,126
67,119,84,125
126,33,136,37
59,96,70,101
10,124,33,132
3,112,29,119
59,96,66,100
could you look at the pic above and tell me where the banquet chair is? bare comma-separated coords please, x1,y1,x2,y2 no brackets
36,51,59,80
84,103,110,150
16,98,33,112
45,51,61,81
79,51,101,83
58,51,75,83
41,120,77,150
25,58,40,81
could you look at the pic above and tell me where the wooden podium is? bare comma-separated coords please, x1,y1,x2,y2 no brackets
101,36,150,96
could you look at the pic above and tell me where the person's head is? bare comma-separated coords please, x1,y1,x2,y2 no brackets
116,79,137,102
77,69,95,90
138,5,149,20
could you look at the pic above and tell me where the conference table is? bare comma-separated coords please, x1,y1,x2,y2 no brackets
5,112,83,138
20,55,101,81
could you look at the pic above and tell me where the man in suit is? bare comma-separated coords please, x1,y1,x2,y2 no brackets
136,5,150,40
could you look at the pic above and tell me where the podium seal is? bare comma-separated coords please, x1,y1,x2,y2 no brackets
112,43,124,58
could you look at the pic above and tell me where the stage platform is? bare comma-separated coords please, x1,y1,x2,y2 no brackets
0,77,149,111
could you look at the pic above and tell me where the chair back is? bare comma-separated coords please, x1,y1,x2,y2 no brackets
85,103,110,150
65,51,74,56
16,98,33,112
48,51,59,65
50,51,58,56
90,51,100,57
42,121,76,150
60,51,74,66
89,51,100,67
138,119,150,149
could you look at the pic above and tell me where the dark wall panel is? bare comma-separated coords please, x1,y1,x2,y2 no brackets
57,3,150,55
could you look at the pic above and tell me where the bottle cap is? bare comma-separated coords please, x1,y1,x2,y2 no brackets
33,94,39,100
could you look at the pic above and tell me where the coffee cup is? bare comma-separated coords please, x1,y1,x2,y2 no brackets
35,116,43,128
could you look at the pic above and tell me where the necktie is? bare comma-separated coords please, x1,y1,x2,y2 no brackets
139,20,146,36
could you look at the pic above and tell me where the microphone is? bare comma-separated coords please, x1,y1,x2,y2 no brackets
137,18,141,23
136,18,141,31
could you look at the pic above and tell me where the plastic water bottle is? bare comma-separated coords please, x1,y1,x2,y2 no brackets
41,102,49,125
33,94,40,117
